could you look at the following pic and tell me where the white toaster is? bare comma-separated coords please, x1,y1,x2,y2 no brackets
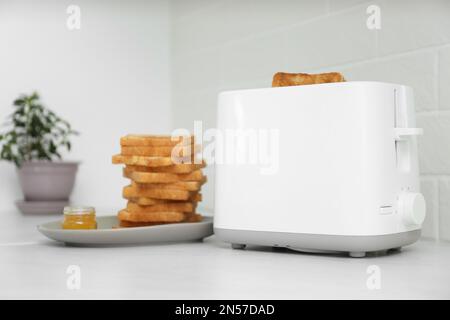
213,81,426,257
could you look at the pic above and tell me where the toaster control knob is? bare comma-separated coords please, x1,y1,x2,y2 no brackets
398,192,426,226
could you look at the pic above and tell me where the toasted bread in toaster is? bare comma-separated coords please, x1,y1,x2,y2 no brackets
124,168,205,184
272,72,346,87
125,193,202,205
120,134,194,147
123,185,196,200
118,209,186,222
127,201,196,213
125,161,206,174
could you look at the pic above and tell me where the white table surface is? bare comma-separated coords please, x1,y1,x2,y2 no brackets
1,209,449,300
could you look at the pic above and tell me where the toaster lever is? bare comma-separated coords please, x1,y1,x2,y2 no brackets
394,128,423,141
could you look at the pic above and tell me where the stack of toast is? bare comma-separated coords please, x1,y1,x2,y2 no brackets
112,135,206,227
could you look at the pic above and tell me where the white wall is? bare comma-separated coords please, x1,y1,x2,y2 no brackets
2,0,449,240
0,0,171,211
170,0,450,240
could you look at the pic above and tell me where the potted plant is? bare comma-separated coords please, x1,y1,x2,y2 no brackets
0,92,78,212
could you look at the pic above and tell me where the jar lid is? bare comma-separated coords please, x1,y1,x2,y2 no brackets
63,206,96,215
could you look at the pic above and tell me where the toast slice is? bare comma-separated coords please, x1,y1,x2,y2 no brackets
125,161,206,174
125,193,203,205
112,154,175,167
118,213,203,227
118,209,186,222
123,168,205,183
119,220,173,227
126,201,196,213
124,197,172,206
123,185,196,200
272,72,345,87
133,178,206,192
120,134,194,147
121,144,201,157
183,213,203,222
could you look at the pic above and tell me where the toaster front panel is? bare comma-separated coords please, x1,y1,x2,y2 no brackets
214,82,422,236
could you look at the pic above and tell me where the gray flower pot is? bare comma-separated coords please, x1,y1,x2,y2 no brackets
17,161,79,201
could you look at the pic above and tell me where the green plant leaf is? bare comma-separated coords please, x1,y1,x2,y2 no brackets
13,98,25,107
0,92,78,165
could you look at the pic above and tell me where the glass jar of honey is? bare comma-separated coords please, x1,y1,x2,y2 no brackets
62,206,97,230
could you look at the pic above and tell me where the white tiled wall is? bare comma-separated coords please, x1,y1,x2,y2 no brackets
170,0,450,241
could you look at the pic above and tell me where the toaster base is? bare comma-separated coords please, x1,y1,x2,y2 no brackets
215,228,420,257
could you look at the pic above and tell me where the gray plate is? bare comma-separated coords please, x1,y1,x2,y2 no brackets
37,215,213,246
16,199,69,215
